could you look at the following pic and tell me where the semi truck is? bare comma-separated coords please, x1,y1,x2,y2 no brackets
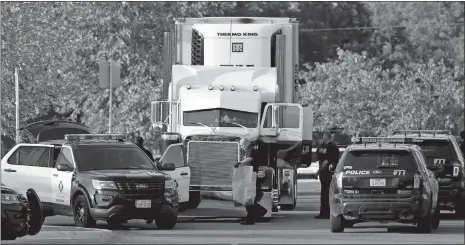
151,17,313,219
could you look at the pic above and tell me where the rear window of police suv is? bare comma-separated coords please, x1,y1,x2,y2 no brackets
339,150,416,172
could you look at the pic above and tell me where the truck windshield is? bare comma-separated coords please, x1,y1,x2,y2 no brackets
341,150,416,171
74,147,156,171
183,108,258,128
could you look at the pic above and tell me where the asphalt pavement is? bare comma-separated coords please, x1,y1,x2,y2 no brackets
4,180,464,244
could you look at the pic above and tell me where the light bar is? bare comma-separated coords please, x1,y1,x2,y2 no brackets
352,137,415,144
65,134,125,142
393,130,451,135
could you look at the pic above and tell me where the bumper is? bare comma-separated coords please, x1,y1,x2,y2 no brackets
88,191,178,221
331,195,426,223
1,203,29,237
438,187,465,209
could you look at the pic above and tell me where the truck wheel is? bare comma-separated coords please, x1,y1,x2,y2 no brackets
155,214,177,230
432,207,440,229
26,188,43,236
416,207,432,233
330,214,344,233
178,203,188,212
73,195,96,228
188,191,201,209
281,179,297,211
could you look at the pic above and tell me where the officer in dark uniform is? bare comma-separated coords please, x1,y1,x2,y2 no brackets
135,136,155,162
234,138,267,225
315,132,340,219
135,136,156,225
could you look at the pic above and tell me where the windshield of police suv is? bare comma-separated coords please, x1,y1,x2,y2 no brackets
183,108,258,128
74,147,156,171
340,150,415,171
412,140,457,165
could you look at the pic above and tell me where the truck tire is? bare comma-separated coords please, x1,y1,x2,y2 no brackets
432,207,440,229
188,191,201,209
155,213,177,230
416,206,433,233
330,214,344,233
73,195,96,228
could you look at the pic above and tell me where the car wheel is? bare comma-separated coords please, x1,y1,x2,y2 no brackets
416,206,433,233
73,195,96,228
26,188,43,236
155,214,177,230
432,207,440,229
330,214,344,233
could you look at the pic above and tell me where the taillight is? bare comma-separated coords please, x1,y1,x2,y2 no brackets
414,174,421,189
336,173,343,189
453,164,460,177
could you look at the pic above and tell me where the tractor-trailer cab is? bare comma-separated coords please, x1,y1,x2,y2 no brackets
150,17,312,218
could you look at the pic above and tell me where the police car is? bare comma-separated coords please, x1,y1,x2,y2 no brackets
1,134,179,229
390,130,465,218
329,137,439,233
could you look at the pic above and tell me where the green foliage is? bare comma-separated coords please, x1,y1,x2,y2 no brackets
300,49,464,136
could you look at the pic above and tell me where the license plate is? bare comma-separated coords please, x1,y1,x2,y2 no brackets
135,200,151,208
370,178,386,187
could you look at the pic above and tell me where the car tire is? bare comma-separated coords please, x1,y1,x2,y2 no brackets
73,195,96,228
416,206,433,233
432,207,440,229
26,188,43,236
330,214,344,233
155,214,177,230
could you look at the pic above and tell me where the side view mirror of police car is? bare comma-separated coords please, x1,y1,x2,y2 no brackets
160,162,176,171
57,163,73,172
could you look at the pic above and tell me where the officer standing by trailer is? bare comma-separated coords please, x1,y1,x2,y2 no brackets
234,138,267,225
315,132,340,219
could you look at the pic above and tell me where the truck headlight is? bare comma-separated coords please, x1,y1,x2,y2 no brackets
92,180,117,190
1,194,20,204
165,180,176,190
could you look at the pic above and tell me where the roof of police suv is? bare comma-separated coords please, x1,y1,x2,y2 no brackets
347,143,420,151
39,140,136,149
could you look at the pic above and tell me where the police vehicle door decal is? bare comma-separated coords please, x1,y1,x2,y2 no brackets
51,146,75,209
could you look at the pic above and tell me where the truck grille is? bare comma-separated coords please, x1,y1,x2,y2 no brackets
114,180,164,194
188,141,240,188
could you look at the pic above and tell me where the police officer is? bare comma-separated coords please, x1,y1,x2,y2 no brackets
135,136,155,162
135,136,156,224
315,132,340,219
234,138,267,225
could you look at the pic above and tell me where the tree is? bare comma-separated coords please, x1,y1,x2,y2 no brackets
299,49,464,136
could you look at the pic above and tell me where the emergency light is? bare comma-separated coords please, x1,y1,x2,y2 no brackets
65,134,126,142
351,137,416,144
393,130,451,136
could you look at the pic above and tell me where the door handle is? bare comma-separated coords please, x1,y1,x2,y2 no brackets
180,172,188,176
53,174,58,177
3,169,16,173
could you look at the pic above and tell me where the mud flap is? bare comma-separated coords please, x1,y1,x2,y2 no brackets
26,188,43,236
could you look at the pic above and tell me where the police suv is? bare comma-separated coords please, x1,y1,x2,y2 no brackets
1,134,179,229
390,130,465,218
329,137,439,233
